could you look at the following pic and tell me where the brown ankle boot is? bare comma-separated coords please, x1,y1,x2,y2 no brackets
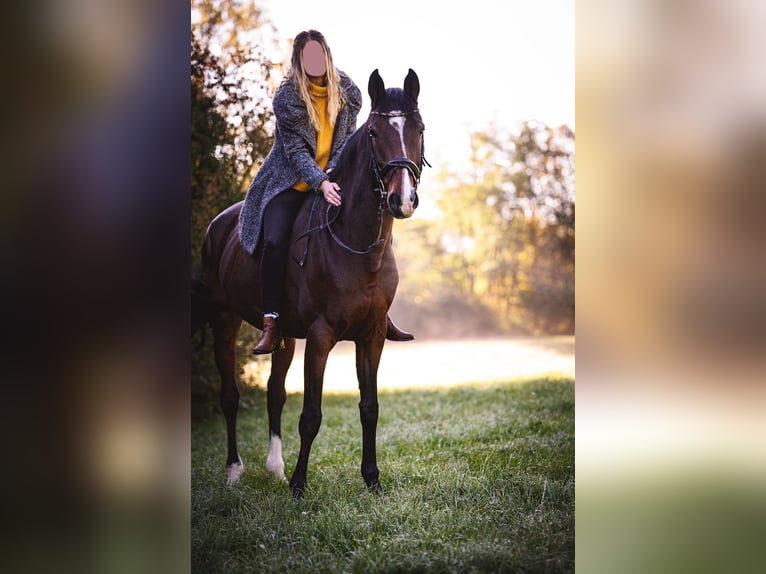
386,315,414,341
253,315,281,354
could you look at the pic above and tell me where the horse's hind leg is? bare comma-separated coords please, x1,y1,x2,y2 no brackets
265,337,295,480
210,310,244,484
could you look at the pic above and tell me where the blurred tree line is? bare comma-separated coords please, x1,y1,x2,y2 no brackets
191,1,574,413
191,0,280,263
392,122,574,337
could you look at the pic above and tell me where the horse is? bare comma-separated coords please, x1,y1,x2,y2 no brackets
193,69,427,497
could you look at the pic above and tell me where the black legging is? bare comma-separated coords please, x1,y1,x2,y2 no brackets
261,188,310,315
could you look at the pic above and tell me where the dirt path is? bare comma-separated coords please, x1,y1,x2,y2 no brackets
262,336,574,393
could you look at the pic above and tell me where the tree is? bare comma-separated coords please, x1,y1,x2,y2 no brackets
190,0,282,262
486,121,575,333
191,0,283,416
422,121,575,335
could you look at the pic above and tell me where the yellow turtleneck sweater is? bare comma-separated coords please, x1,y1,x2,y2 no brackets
294,82,334,192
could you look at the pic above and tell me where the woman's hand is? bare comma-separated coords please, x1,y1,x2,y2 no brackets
319,179,342,207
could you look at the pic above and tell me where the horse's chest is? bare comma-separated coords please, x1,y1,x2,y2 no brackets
347,280,391,308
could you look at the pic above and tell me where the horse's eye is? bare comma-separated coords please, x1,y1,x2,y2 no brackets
369,130,378,139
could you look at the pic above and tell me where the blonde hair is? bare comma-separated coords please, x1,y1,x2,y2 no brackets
284,30,345,132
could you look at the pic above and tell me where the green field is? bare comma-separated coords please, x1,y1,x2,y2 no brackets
192,377,574,573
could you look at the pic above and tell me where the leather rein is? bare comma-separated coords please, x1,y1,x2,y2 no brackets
293,109,430,263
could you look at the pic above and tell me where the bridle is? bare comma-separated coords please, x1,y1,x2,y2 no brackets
293,108,431,261
327,109,431,254
367,109,430,205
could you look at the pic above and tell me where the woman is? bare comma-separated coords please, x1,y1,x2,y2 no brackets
239,30,413,354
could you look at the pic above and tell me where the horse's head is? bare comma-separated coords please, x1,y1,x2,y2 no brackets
367,69,427,219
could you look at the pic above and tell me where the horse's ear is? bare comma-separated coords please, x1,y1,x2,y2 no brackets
404,69,420,104
368,69,385,106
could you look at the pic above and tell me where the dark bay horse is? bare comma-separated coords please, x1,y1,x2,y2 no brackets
194,69,427,497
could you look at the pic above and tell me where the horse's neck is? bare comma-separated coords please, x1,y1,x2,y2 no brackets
334,143,393,246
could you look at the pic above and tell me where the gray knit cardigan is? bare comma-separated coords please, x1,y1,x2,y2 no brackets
238,71,362,254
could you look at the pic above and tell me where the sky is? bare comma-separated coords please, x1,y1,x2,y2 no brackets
259,0,574,168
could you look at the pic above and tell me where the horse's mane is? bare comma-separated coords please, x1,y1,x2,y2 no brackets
329,125,366,183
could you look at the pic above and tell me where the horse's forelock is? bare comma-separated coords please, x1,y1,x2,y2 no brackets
372,88,417,115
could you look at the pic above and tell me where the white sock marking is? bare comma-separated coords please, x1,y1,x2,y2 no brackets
225,455,244,485
265,434,286,480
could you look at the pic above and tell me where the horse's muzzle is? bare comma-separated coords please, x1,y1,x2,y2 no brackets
389,190,419,219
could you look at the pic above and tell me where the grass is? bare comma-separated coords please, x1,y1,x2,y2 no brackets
192,376,574,573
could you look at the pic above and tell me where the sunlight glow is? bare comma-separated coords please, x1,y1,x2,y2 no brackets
243,337,574,394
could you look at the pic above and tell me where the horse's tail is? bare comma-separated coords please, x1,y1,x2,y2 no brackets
191,264,210,351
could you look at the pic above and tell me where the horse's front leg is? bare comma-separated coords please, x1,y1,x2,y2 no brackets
265,337,295,480
289,322,336,498
355,329,386,492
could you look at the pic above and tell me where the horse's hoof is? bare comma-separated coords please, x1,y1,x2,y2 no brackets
225,456,244,485
267,468,287,482
290,480,306,499
366,480,385,496
267,466,287,482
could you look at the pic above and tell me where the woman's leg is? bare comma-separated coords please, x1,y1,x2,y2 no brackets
261,189,309,315
254,189,308,354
